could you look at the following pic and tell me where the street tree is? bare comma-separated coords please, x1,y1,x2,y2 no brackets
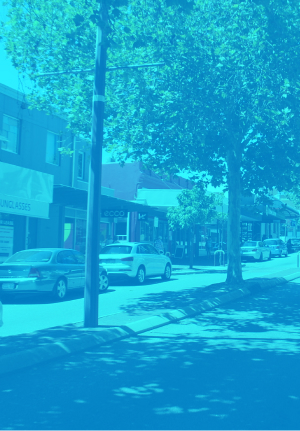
105,0,300,283
2,0,300,284
167,185,218,268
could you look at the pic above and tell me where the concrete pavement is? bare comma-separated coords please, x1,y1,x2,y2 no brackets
1,265,300,376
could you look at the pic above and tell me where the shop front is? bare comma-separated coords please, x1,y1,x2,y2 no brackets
53,185,166,253
0,162,53,262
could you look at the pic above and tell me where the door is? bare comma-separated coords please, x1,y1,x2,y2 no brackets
56,250,78,289
72,250,86,288
147,244,165,274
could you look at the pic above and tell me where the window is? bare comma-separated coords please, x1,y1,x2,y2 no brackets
1,115,19,153
78,151,84,179
6,250,52,263
57,250,77,264
46,131,60,165
73,250,85,264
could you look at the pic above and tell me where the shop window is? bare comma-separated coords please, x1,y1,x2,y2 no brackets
115,222,126,236
46,131,60,165
78,151,85,179
1,115,19,153
75,219,86,253
64,218,74,249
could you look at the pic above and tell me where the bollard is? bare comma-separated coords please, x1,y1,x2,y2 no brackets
214,250,225,266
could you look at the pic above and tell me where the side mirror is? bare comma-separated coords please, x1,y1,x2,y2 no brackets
159,250,164,255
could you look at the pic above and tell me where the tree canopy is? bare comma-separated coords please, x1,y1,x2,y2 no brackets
2,0,300,283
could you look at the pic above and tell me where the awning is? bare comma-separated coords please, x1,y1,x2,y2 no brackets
53,185,166,217
0,162,53,219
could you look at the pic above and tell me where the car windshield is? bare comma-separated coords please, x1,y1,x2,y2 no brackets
242,241,257,247
264,240,278,245
101,246,132,255
5,250,53,263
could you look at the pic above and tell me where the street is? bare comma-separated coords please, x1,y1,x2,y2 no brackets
0,254,299,337
0,277,299,430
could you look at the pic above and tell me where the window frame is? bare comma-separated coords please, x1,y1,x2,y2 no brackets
46,131,61,166
77,151,85,179
1,114,20,154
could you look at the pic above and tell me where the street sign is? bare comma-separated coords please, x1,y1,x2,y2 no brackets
138,212,148,220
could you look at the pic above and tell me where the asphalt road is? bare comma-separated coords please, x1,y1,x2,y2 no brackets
0,254,298,337
0,278,299,430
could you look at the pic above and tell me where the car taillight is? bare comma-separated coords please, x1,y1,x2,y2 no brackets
276,246,280,249
121,257,134,262
28,267,41,278
252,248,257,252
99,258,102,262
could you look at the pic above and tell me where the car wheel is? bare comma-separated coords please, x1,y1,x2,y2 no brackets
53,278,67,300
99,272,109,292
161,264,172,281
259,253,263,262
135,266,146,284
268,252,271,260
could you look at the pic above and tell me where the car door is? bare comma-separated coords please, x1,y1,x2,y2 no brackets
56,250,78,289
147,244,165,274
72,250,86,288
137,244,153,276
259,241,268,259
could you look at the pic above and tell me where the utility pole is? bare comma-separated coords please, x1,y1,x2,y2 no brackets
84,7,107,327
37,22,164,328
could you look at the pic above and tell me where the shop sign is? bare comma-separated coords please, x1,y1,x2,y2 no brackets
0,194,50,219
138,212,148,221
0,162,53,219
102,209,128,218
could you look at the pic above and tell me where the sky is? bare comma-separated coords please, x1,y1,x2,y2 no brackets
0,4,32,92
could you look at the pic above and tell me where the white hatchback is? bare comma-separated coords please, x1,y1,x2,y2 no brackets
99,242,172,284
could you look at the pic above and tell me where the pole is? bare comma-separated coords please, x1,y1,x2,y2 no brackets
84,14,106,327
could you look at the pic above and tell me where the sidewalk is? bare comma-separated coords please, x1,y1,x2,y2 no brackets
1,265,300,376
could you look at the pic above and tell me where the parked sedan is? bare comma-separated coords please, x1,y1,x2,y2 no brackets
241,241,271,261
99,242,172,284
263,239,288,257
0,248,109,300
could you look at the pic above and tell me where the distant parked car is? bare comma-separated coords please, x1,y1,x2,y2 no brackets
99,242,172,284
0,248,109,300
241,241,271,261
287,238,300,253
263,239,288,257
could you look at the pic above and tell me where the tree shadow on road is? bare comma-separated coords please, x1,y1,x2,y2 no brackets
1,281,300,430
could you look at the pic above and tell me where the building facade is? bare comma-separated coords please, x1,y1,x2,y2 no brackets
0,84,162,261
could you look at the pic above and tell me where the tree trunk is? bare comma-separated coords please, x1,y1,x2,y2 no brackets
226,145,243,284
189,227,194,269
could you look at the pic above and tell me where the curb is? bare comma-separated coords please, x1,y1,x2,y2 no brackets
0,272,299,376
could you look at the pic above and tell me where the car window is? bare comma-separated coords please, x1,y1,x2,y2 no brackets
243,241,257,247
57,250,77,264
5,250,53,263
264,240,277,245
147,244,160,255
101,246,132,255
259,242,264,247
137,244,150,254
73,251,85,264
